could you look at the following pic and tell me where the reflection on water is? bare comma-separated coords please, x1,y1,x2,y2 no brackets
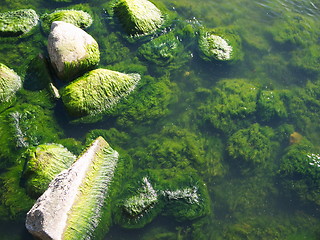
0,0,320,239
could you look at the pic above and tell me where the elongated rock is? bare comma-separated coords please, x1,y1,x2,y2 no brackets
60,68,140,117
0,9,39,37
26,136,119,240
48,21,100,81
0,63,22,103
113,0,164,36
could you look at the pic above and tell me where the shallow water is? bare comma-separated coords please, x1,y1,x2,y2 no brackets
1,0,320,239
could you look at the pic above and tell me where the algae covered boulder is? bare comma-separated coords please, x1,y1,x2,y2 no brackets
0,63,22,104
61,68,140,118
0,9,39,37
23,143,76,198
138,32,184,66
198,27,242,62
48,21,100,81
41,10,93,34
113,0,164,36
26,136,119,240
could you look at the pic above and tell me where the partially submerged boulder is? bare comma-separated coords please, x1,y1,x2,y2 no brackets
0,9,39,37
0,63,22,104
60,68,140,117
113,0,164,36
23,143,76,198
48,21,100,81
26,136,119,240
198,27,242,62
41,10,93,34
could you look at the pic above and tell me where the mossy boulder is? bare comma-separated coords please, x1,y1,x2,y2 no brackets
200,79,259,135
23,143,76,198
198,27,243,62
41,10,93,34
0,9,39,37
48,21,100,81
0,63,22,104
60,68,140,118
227,123,275,167
279,138,320,205
26,137,120,240
113,0,164,36
138,32,184,66
256,90,287,122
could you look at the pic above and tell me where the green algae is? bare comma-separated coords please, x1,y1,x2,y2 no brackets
0,63,21,104
113,0,164,36
41,9,93,34
0,9,39,37
23,143,76,198
61,68,141,118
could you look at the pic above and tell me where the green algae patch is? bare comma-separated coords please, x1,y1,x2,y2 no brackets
23,144,76,198
138,32,184,66
61,68,141,118
113,0,164,36
198,27,243,62
200,79,259,135
0,63,21,105
0,9,39,37
41,9,93,34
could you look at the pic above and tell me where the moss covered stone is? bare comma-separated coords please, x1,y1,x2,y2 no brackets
61,68,140,118
26,137,120,240
48,21,100,81
41,9,93,34
113,0,164,36
138,32,183,66
0,9,39,37
198,27,243,62
0,63,21,104
23,143,76,198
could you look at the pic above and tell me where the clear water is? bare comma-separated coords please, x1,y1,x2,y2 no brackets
1,0,320,239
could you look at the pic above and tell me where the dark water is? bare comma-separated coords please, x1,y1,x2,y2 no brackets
1,0,320,239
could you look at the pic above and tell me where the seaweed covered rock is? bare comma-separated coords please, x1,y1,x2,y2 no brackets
48,21,100,81
23,144,76,198
227,123,275,168
256,90,287,122
200,79,259,135
0,63,22,105
0,9,39,37
198,27,242,62
115,169,210,228
60,68,140,118
41,10,93,34
138,32,183,66
279,137,320,205
113,0,164,36
26,137,119,240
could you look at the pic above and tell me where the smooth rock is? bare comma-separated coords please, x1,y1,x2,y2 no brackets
48,21,100,81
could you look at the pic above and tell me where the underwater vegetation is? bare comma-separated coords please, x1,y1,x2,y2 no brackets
0,63,22,105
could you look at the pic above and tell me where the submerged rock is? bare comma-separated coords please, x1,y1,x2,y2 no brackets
26,136,119,240
198,27,242,62
23,143,76,198
41,10,93,34
113,0,164,36
0,63,22,104
48,21,100,81
0,9,39,37
60,68,140,117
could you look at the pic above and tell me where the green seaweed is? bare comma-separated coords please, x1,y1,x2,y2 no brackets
0,63,22,104
23,143,76,198
41,9,93,34
0,9,39,37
